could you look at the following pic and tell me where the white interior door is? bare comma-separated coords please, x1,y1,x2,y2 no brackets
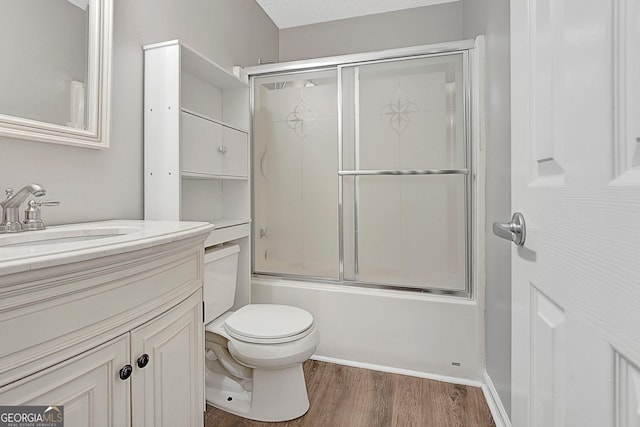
510,1,640,426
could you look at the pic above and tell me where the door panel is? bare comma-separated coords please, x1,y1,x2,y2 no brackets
615,353,640,427
531,286,565,427
0,335,130,427
614,0,640,183
530,0,565,182
181,112,223,176
131,291,204,427
221,126,248,177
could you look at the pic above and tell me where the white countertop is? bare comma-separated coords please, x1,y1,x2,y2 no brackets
0,220,214,277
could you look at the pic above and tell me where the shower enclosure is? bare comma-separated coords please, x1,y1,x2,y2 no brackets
251,46,471,296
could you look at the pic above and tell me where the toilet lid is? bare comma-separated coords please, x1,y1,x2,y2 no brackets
224,304,314,344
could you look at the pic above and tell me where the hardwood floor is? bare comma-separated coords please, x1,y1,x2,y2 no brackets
204,360,496,427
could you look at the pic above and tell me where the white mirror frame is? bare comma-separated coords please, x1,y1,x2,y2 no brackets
0,0,112,149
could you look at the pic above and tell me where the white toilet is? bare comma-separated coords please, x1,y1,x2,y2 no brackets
203,244,319,422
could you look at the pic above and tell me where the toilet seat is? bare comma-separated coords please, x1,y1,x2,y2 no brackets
205,305,320,370
224,304,314,344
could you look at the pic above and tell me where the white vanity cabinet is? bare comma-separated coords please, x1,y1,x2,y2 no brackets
0,221,211,427
0,294,201,427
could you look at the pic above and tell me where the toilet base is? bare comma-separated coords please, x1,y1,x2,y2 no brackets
206,363,310,422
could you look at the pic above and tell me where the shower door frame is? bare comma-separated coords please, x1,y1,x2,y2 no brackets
248,40,477,298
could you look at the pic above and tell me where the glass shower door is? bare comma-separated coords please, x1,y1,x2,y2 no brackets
340,53,470,293
253,70,339,279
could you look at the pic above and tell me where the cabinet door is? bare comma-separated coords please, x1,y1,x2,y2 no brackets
0,335,130,427
181,112,223,176
221,126,248,177
130,291,204,427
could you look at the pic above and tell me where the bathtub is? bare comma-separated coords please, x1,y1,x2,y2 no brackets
252,276,484,384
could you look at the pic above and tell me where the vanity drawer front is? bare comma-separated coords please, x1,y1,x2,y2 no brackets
0,247,203,387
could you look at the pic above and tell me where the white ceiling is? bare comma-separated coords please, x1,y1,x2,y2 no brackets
256,0,459,29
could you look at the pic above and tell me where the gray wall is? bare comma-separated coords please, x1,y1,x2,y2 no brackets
0,0,278,225
463,0,512,416
279,2,462,61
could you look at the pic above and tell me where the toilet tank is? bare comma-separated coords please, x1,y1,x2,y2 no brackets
204,244,240,324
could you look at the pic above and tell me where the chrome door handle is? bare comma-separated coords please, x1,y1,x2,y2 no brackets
493,212,526,246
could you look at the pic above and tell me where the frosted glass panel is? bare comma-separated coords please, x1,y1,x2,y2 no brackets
343,175,467,291
342,54,466,171
253,70,339,278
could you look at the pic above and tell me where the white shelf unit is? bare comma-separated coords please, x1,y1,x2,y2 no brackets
143,40,252,307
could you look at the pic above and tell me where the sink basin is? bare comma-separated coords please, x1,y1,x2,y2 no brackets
0,227,139,248
0,225,142,248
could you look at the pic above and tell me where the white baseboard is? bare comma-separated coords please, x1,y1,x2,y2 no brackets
481,370,511,427
310,354,483,388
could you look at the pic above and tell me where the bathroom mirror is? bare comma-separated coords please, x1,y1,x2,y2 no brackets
0,0,112,149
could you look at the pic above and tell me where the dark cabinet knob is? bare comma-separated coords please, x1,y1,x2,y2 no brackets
136,353,150,368
119,364,133,380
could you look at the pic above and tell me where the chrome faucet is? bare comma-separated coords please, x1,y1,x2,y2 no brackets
0,184,46,233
